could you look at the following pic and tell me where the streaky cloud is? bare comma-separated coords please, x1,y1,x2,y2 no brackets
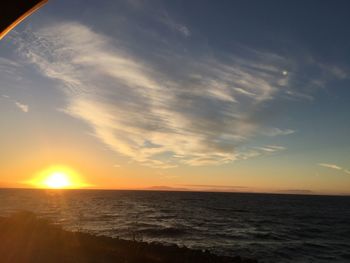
318,163,342,170
318,163,350,175
15,101,29,113
11,21,346,168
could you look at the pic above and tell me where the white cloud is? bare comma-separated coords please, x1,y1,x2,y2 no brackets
176,25,191,37
318,163,342,170
159,12,191,37
234,87,256,97
255,145,286,152
318,163,350,175
14,21,335,168
0,57,19,68
318,63,348,80
0,94,29,113
15,101,29,113
262,128,295,137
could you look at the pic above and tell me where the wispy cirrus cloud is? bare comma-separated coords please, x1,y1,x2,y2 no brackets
14,101,29,113
262,128,295,137
159,13,191,37
255,145,286,153
0,57,20,69
9,21,344,168
125,0,191,37
0,93,29,113
318,163,342,170
318,163,350,175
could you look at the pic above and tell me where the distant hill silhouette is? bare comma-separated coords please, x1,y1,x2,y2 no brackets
144,186,190,191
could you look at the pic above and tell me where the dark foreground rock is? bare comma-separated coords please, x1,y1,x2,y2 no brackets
0,212,258,263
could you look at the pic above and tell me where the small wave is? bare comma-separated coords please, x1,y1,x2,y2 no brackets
212,232,247,240
139,227,187,237
148,215,175,220
341,253,350,260
205,206,249,213
302,242,330,249
253,232,285,241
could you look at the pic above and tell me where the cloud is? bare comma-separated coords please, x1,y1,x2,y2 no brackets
318,163,342,170
157,10,191,37
255,145,286,153
318,163,350,175
125,0,191,37
12,22,295,167
11,21,342,168
262,128,295,137
318,63,348,80
14,101,29,113
0,57,19,69
177,25,191,37
0,95,29,113
0,57,22,83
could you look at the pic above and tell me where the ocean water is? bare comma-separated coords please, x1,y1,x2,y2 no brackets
0,189,349,262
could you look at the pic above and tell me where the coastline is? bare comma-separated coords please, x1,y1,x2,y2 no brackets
0,212,258,263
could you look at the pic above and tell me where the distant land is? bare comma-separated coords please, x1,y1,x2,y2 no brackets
144,186,190,191
1,185,349,196
143,185,315,195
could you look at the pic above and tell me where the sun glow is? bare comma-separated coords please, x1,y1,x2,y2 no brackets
44,172,71,189
29,166,89,189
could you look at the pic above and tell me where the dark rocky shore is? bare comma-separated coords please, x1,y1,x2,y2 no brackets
0,212,257,263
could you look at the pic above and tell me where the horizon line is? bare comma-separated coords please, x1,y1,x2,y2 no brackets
0,186,349,197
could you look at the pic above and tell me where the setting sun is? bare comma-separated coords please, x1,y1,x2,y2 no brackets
28,166,89,189
43,172,71,189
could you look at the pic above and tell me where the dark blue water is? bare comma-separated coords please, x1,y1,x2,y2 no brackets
0,189,349,262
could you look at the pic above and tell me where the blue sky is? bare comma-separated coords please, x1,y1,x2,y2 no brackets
0,0,349,194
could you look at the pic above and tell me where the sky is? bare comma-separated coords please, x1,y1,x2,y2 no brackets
0,0,350,195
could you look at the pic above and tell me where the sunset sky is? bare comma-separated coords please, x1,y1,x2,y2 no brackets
0,0,349,194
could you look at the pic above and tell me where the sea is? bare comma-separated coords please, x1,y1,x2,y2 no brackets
0,188,349,262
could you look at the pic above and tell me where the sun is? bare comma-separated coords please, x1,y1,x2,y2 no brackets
29,165,89,189
43,172,72,189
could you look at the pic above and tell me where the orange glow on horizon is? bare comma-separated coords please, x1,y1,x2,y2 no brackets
28,165,90,189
